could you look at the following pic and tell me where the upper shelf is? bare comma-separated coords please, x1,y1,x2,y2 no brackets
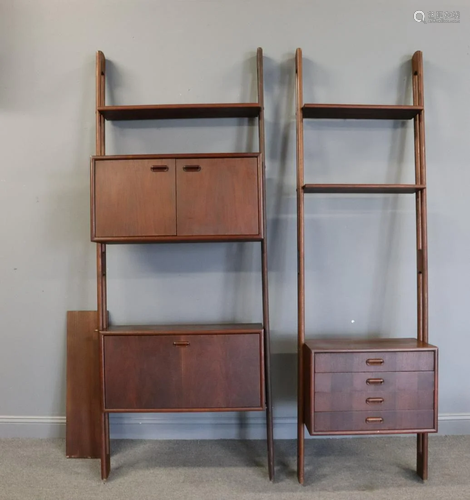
302,104,423,120
98,103,262,121
303,184,426,194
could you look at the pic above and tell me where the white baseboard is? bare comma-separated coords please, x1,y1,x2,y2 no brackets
0,413,469,439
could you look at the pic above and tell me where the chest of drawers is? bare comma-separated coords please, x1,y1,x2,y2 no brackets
303,338,438,435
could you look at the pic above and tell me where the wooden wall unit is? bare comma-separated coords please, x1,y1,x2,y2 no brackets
295,49,438,484
76,49,274,480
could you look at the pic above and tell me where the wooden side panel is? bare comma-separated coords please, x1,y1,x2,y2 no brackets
176,158,259,236
93,158,176,238
303,344,314,435
315,351,434,373
66,311,100,458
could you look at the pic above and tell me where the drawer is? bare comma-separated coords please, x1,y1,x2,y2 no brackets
314,410,435,432
103,333,263,410
176,157,260,236
315,351,434,373
315,371,434,393
314,391,434,412
92,158,177,238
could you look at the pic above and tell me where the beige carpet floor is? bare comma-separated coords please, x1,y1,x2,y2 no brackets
0,436,469,499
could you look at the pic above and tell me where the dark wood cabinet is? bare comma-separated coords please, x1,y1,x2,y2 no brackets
295,50,437,484
104,332,264,411
73,49,274,481
92,154,261,242
303,339,438,435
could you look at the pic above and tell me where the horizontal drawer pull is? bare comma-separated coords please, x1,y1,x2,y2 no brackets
183,165,202,172
366,397,384,405
150,165,169,172
366,358,384,366
366,378,384,385
173,341,190,347
365,417,384,424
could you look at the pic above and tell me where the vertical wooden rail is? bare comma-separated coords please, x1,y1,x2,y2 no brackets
96,50,110,481
412,50,429,481
295,48,306,484
257,47,274,481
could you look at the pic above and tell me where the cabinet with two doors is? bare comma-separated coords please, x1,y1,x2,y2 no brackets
91,154,262,242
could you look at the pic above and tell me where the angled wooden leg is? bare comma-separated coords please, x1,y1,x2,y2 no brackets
417,433,428,480
101,413,110,480
261,239,274,481
297,415,305,484
266,403,274,481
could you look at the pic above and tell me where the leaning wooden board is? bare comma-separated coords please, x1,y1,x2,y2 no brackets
66,311,100,458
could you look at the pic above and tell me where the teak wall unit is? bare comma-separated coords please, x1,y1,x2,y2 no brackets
93,49,273,480
295,49,438,484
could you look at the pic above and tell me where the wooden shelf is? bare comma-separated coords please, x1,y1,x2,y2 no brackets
101,323,263,335
92,153,259,160
93,235,263,244
302,104,423,120
303,184,425,194
98,103,262,120
304,338,437,352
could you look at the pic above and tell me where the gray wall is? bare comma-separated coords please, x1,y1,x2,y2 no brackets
1,0,469,438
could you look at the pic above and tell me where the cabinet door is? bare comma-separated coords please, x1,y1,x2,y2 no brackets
93,158,176,239
104,335,184,410
181,334,263,409
103,333,263,411
176,158,259,236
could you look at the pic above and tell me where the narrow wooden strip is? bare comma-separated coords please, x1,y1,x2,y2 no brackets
302,103,422,120
303,184,425,194
66,311,100,458
295,47,305,485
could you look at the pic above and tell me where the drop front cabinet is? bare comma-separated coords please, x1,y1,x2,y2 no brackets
295,50,438,484
67,49,274,481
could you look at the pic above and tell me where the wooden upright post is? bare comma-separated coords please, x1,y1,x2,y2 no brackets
412,50,429,481
295,48,306,484
96,50,110,481
257,48,274,481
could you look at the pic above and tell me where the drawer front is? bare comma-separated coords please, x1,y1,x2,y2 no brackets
104,334,263,410
315,351,434,373
315,371,434,393
314,410,435,432
93,158,176,238
314,391,434,412
176,157,260,236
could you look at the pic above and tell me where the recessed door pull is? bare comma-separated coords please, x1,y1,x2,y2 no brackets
173,341,190,347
